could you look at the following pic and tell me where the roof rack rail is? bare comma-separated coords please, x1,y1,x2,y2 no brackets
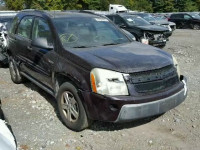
21,9,44,12
80,10,109,18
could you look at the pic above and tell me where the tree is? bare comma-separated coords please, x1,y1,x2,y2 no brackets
134,0,153,12
152,0,165,12
175,0,198,12
184,0,198,11
4,0,25,10
196,0,200,10
163,0,175,12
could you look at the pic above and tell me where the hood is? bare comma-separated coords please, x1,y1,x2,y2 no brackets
168,21,176,26
67,42,173,73
137,24,168,32
150,20,169,25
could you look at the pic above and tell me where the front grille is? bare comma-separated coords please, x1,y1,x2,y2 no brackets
145,32,166,41
129,65,179,93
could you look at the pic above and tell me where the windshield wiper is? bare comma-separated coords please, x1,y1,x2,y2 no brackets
73,46,88,48
103,43,119,46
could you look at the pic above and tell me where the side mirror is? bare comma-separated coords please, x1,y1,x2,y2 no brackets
150,22,155,25
32,38,53,50
121,29,136,41
118,23,126,28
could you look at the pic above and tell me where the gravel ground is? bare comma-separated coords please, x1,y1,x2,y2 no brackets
0,29,200,150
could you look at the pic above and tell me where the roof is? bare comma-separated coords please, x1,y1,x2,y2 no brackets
19,10,101,19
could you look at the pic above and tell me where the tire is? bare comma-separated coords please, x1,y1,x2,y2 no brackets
9,57,24,84
193,24,200,30
57,82,91,131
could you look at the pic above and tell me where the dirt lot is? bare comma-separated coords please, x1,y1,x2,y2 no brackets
0,29,200,150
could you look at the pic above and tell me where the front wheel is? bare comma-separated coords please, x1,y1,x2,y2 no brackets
57,82,91,131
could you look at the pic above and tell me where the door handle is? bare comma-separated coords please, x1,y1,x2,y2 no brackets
27,46,32,51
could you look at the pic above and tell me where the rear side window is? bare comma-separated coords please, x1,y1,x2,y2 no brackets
171,14,183,19
32,18,53,45
17,16,33,39
9,16,19,34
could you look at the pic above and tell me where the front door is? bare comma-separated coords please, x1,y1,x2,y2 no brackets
27,17,54,88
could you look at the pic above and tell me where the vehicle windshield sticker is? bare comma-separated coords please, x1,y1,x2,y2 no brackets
94,18,109,22
127,18,133,22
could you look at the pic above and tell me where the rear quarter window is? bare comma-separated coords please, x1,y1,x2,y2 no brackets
9,16,19,34
171,14,183,19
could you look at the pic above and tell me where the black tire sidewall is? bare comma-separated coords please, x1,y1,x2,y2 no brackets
57,82,89,131
9,57,22,84
193,24,200,30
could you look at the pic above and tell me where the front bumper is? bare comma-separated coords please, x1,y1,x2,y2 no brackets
115,85,187,122
81,77,187,122
149,40,166,47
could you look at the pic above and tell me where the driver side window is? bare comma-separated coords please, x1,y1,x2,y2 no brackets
32,18,53,46
114,16,125,25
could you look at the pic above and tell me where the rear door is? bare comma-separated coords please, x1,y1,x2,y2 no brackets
14,16,33,65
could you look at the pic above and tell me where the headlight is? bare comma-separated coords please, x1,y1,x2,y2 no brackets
172,55,180,78
90,68,129,96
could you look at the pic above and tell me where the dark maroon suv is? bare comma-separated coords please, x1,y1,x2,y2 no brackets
7,10,187,131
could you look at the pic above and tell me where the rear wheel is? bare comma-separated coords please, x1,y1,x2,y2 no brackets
193,24,200,30
57,82,91,131
9,57,24,84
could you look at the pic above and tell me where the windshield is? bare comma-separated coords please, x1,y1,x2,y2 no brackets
139,14,156,22
53,17,130,49
123,15,150,26
154,16,167,21
189,13,200,19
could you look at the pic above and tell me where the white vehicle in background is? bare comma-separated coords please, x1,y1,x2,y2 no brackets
109,4,128,13
0,101,16,150
0,11,16,66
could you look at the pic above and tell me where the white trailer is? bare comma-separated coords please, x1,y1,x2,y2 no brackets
109,4,128,13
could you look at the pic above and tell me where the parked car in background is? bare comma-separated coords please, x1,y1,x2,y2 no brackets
153,15,176,31
169,13,200,30
0,14,16,66
8,10,187,131
106,13,170,47
132,13,173,34
0,100,16,150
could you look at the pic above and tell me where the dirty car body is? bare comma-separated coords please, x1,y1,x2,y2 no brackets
8,10,187,131
169,13,200,29
133,13,173,36
0,16,14,65
106,13,170,47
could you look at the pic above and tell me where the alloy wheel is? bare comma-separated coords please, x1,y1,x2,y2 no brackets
61,91,79,122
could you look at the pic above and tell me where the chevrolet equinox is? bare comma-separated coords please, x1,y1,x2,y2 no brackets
7,10,187,131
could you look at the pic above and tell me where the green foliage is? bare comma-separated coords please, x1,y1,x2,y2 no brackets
197,0,200,9
3,0,200,12
4,0,25,10
134,0,153,12
175,0,198,12
184,0,198,11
